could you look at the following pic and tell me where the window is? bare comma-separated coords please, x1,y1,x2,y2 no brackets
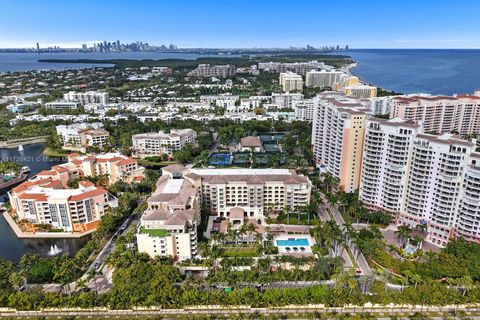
49,204,59,223
58,204,70,227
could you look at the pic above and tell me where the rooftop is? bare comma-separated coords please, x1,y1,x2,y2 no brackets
139,226,169,237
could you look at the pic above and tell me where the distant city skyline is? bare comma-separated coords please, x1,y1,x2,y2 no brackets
1,0,480,49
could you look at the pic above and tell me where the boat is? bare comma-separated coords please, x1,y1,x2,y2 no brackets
18,145,24,151
21,166,31,173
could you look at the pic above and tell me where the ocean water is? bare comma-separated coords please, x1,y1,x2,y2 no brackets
2,50,480,96
0,52,222,73
346,49,480,95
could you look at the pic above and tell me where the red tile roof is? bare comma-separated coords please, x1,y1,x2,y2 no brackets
78,180,94,187
36,170,57,176
115,158,136,166
67,153,80,159
69,188,107,201
18,193,48,201
12,178,53,193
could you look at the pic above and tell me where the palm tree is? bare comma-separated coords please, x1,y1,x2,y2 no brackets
457,275,474,296
283,205,291,224
334,270,358,296
245,222,257,243
320,172,338,193
199,242,211,258
8,272,24,291
394,225,412,247
87,268,100,295
75,278,87,292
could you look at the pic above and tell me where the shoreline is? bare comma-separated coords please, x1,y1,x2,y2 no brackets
42,146,70,158
0,136,48,149
2,211,95,239
344,59,401,95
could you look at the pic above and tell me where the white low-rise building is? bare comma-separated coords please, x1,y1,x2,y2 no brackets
56,123,109,151
45,101,80,110
131,129,197,158
200,94,239,111
64,91,109,105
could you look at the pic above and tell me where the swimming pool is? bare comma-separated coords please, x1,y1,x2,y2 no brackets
276,238,309,247
404,244,417,255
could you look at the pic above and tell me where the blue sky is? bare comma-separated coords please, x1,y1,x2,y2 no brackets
0,0,479,49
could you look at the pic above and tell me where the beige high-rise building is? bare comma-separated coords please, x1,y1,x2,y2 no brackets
279,72,303,92
389,94,480,135
311,92,370,192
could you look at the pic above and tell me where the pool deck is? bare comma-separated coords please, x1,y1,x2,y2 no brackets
2,212,95,239
274,235,315,254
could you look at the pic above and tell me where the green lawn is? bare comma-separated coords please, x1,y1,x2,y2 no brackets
42,147,70,157
220,246,258,258
139,227,169,237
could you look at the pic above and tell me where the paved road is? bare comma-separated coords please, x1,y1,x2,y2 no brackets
326,201,372,275
72,211,140,293
317,201,354,270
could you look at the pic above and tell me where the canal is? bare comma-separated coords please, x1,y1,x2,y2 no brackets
0,143,89,262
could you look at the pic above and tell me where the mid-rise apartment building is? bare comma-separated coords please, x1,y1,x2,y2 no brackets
137,171,200,261
342,84,378,99
258,61,326,75
187,64,236,78
185,167,311,217
389,94,480,135
56,123,110,151
137,165,312,260
279,72,303,92
161,165,311,217
311,92,370,192
63,91,109,105
294,99,315,121
305,70,343,88
366,96,392,115
271,92,304,109
63,153,145,185
8,177,117,233
131,129,196,158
